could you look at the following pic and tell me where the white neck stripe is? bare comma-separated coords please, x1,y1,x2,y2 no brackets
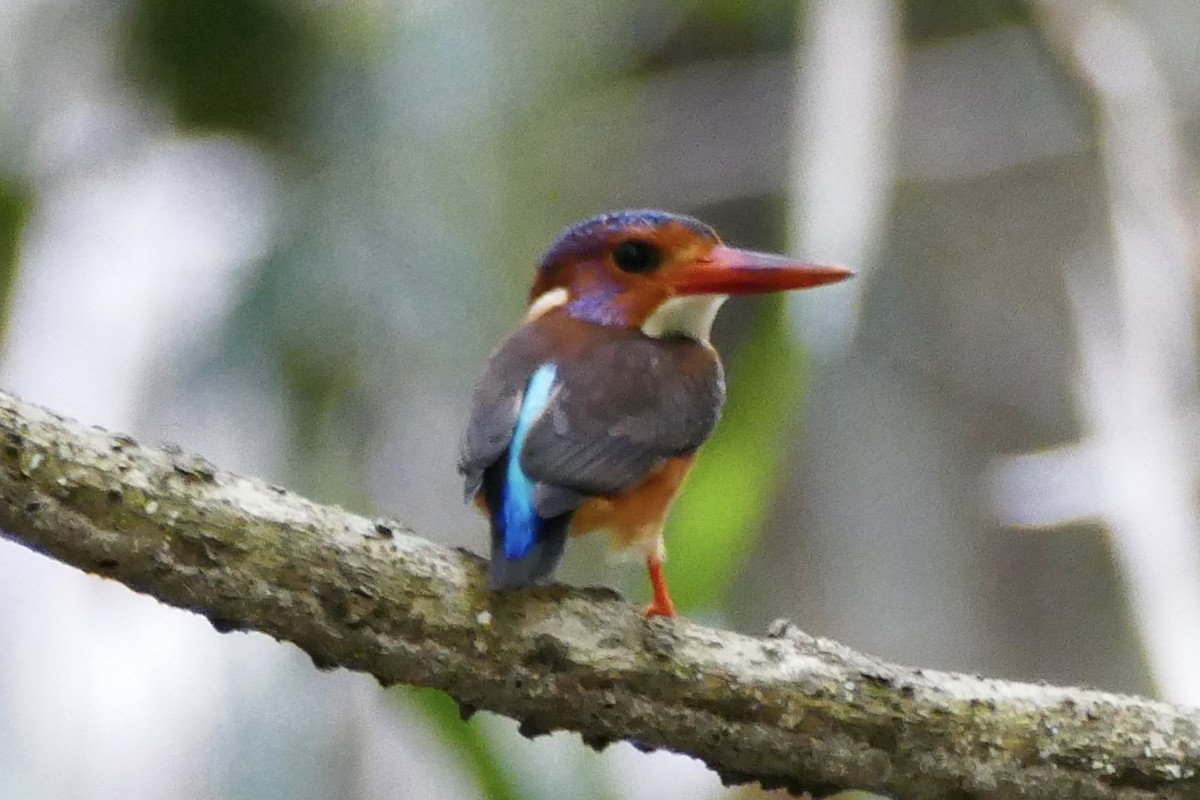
524,288,570,321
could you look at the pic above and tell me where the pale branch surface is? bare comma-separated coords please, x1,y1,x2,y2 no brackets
0,390,1196,800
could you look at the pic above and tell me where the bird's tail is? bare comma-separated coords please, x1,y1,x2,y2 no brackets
486,513,570,588
481,458,571,588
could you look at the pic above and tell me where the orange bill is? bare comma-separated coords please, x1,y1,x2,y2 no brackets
669,244,853,296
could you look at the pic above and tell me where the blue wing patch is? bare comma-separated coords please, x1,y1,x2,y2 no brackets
501,363,558,558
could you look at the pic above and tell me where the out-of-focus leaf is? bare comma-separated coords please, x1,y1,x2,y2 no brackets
904,0,1031,41
638,0,797,66
0,178,30,342
663,295,805,612
122,0,318,140
403,689,521,800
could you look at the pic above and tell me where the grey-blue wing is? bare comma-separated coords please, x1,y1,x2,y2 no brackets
520,332,724,501
458,325,547,501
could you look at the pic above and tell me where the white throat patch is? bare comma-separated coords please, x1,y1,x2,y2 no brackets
640,295,728,341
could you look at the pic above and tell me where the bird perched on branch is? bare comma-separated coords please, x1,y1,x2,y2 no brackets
459,210,851,617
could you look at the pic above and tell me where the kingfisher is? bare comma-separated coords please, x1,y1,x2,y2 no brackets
459,210,851,617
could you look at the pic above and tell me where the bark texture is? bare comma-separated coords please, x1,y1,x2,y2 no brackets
0,388,1196,800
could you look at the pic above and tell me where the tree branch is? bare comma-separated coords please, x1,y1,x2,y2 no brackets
0,389,1196,800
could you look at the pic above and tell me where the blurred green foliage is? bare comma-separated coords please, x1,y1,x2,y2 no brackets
406,689,521,800
123,0,318,140
639,0,798,67
0,177,30,344
903,0,1031,40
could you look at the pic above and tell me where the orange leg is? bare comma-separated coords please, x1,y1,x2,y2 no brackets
643,555,677,618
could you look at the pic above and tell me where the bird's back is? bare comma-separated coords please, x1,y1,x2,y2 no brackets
460,310,724,587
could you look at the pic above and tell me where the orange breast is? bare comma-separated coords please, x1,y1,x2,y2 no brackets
568,455,695,549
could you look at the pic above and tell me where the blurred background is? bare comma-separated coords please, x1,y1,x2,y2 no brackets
1,0,1198,798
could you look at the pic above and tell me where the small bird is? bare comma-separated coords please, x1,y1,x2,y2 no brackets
459,210,851,617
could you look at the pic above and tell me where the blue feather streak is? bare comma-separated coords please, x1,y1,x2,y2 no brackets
502,364,557,559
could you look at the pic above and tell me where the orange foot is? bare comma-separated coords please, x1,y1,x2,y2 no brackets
643,556,677,618
642,597,676,618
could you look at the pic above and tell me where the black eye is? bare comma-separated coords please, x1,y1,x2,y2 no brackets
612,240,661,273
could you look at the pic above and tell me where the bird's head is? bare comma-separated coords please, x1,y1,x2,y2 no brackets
527,210,852,340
